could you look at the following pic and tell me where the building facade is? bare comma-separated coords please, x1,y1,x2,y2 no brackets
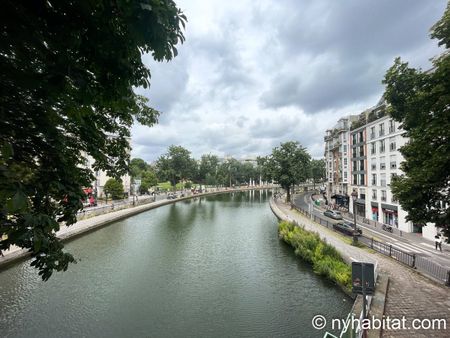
326,98,424,235
82,154,131,199
324,116,358,207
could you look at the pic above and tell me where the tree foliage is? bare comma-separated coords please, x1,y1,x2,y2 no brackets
0,0,186,280
196,154,219,185
141,170,158,189
383,2,450,239
310,159,326,188
130,158,149,178
155,145,197,188
104,179,125,200
261,141,311,202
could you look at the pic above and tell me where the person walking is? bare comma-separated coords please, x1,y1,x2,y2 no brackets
435,235,440,250
437,235,442,252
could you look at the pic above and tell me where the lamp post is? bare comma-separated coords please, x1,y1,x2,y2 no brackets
351,189,358,245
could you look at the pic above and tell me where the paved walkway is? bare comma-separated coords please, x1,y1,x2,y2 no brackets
271,198,450,338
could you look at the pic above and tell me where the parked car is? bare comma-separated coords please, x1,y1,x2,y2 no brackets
333,221,362,236
167,193,178,200
323,210,343,220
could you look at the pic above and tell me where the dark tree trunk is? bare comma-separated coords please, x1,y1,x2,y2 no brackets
286,186,291,203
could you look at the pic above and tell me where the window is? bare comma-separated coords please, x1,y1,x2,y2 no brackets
359,131,364,143
343,145,347,153
389,137,396,151
379,123,385,136
379,140,385,153
371,143,376,155
381,190,387,202
372,174,377,186
359,146,364,157
380,156,386,170
352,134,357,145
353,174,358,185
360,174,365,185
370,126,375,140
344,172,347,179
371,158,376,170
372,189,377,200
389,120,395,133
353,162,357,172
380,173,386,187
359,159,364,171
352,149,357,158
390,155,397,169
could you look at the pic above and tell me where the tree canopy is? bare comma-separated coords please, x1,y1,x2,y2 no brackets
383,2,450,239
260,141,311,202
155,145,197,188
104,179,125,200
0,0,186,280
310,159,326,189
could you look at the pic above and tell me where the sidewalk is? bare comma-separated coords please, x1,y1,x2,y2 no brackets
271,198,450,338
312,194,450,254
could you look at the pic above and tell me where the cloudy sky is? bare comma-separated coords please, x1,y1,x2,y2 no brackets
132,0,447,162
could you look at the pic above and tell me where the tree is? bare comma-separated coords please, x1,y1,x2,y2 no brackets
310,159,326,189
103,179,125,200
155,145,196,188
141,170,158,189
0,1,186,280
263,141,311,202
130,158,149,178
382,2,450,239
197,154,219,185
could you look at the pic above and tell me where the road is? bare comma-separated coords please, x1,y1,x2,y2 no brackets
292,192,450,269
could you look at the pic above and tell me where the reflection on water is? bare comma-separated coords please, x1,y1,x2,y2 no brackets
0,190,351,338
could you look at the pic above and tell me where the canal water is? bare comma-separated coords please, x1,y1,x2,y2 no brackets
0,190,351,337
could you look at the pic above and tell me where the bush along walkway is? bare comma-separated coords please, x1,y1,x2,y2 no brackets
278,220,352,293
271,197,450,338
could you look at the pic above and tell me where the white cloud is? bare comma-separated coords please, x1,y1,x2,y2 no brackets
131,0,448,161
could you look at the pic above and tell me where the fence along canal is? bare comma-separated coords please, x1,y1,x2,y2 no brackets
290,200,450,286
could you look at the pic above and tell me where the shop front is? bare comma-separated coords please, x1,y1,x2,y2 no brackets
381,203,398,227
371,202,379,221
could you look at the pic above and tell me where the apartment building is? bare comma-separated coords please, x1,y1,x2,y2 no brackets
324,115,359,207
346,99,416,233
83,153,131,199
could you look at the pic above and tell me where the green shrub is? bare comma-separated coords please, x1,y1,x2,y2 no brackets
278,220,351,291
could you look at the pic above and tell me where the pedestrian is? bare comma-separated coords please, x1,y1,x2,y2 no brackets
437,235,442,252
435,235,440,250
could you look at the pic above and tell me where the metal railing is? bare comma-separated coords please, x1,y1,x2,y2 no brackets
291,200,450,286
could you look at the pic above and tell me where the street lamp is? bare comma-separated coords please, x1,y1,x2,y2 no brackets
351,189,358,245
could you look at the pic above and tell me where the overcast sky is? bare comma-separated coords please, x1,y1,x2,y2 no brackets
131,0,447,162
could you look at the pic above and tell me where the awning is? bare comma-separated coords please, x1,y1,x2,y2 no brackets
381,203,398,212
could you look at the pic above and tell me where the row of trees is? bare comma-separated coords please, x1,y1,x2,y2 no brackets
130,143,326,202
130,145,270,191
